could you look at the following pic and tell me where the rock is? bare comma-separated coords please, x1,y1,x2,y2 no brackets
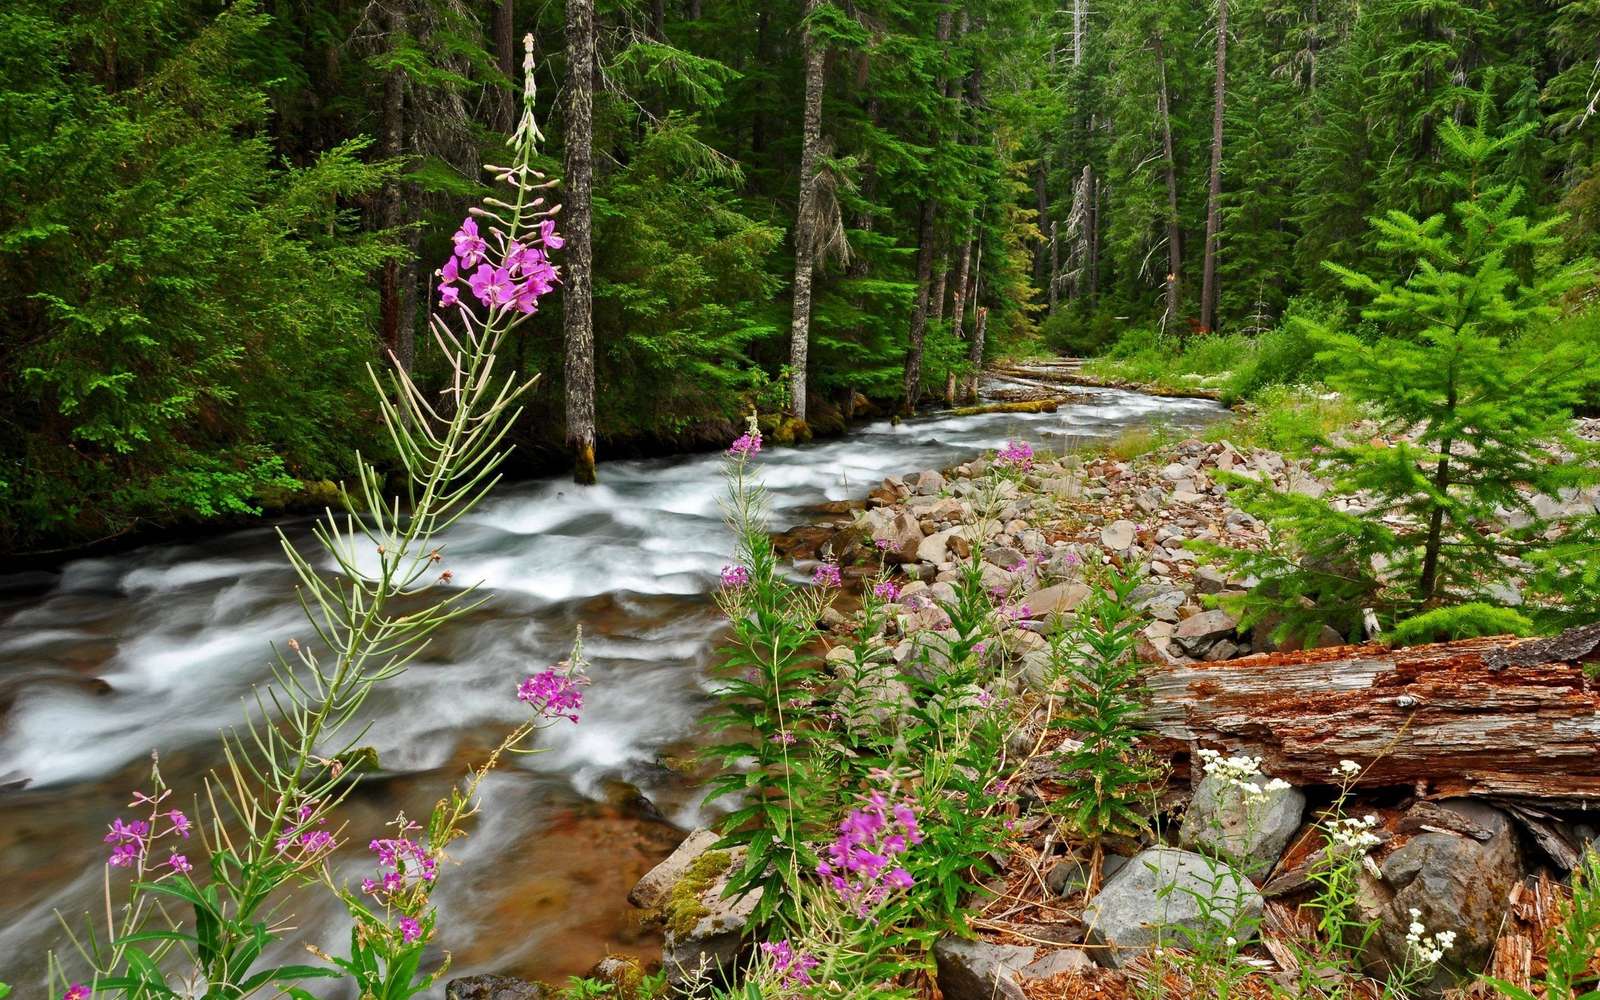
1101,519,1137,551
908,469,946,496
984,545,1026,570
1193,564,1230,594
1084,847,1265,968
1161,463,1192,481
1046,853,1130,897
1179,773,1306,875
1172,609,1238,656
1026,581,1091,618
870,510,923,562
628,828,720,909
918,527,961,565
660,850,762,984
445,977,545,1000
1365,800,1524,993
934,938,1094,1000
935,938,1033,1000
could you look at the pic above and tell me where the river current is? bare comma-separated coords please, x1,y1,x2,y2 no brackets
0,377,1220,993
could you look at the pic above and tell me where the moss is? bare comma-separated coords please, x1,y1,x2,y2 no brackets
662,849,731,938
1390,603,1537,647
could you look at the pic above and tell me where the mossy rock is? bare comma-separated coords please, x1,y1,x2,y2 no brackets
663,849,731,938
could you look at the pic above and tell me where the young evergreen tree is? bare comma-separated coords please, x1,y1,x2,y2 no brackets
1211,116,1600,637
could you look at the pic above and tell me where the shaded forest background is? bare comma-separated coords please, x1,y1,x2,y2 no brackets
2,0,1597,552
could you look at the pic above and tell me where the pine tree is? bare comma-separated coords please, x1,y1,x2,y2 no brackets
1211,116,1600,636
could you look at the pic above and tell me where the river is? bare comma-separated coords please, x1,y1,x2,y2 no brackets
0,376,1221,994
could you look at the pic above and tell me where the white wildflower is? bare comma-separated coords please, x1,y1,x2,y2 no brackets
1404,909,1455,966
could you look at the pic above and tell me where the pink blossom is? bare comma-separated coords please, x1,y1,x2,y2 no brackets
168,810,191,839
398,916,423,944
872,579,900,601
720,564,751,588
761,940,818,988
812,562,842,588
451,218,487,268
168,852,193,874
63,986,90,1000
539,219,565,250
996,440,1035,471
517,667,584,723
729,430,762,458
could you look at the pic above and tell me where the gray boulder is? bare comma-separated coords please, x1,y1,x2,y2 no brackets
1101,519,1138,550
1179,773,1306,876
1084,847,1265,967
934,937,1093,1000
446,977,545,1000
628,828,719,909
1172,609,1238,656
1364,800,1524,994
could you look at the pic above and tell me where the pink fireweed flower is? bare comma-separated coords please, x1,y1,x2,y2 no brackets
168,809,191,839
816,793,922,916
398,916,423,944
761,939,819,988
451,218,487,268
996,440,1035,471
874,537,892,551
108,840,142,868
720,564,751,588
539,218,565,250
517,667,584,723
872,579,900,601
729,430,762,458
812,562,842,588
104,817,149,845
168,852,193,874
773,730,796,746
468,264,519,308
64,986,90,1000
364,836,438,902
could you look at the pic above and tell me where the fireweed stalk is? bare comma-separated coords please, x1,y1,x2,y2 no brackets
48,35,567,999
706,414,837,928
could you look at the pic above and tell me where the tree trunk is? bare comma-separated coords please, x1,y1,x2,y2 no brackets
787,0,827,425
1072,0,1085,66
1143,625,1600,803
1048,220,1060,315
651,0,666,38
950,238,973,345
379,3,415,373
1034,161,1050,288
1419,385,1457,602
904,198,937,413
1199,0,1229,333
493,0,517,132
564,0,598,485
1087,166,1100,305
967,305,988,403
1155,36,1182,330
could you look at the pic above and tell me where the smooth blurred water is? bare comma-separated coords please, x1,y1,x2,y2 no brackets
0,378,1220,992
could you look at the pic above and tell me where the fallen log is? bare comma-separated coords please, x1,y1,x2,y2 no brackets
1142,625,1600,804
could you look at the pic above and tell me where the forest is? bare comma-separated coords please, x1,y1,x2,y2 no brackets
5,0,1595,551
5,0,1600,999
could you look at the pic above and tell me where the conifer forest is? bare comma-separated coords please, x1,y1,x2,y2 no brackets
3,1,1600,998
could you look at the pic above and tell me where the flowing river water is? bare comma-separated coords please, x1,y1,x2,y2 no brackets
0,376,1221,994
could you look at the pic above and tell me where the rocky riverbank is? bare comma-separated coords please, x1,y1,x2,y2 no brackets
449,410,1600,1000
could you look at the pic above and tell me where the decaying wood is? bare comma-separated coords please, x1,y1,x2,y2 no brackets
1143,627,1600,803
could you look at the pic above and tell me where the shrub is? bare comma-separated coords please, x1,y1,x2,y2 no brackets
1389,603,1538,646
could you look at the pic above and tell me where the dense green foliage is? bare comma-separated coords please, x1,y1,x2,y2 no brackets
1201,119,1600,637
4,0,1598,551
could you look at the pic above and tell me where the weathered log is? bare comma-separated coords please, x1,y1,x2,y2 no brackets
1142,627,1600,804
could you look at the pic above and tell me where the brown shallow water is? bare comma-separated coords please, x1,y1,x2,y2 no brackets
0,380,1222,994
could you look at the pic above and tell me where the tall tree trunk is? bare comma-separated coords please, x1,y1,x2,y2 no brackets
788,0,827,424
963,238,984,402
651,0,666,38
564,0,598,484
1200,0,1229,333
1087,165,1100,305
903,198,937,413
1033,161,1050,287
904,2,954,414
1072,0,1085,66
1419,386,1457,603
752,9,769,154
379,4,416,372
1154,37,1182,330
493,0,517,132
948,237,972,405
1048,220,1059,315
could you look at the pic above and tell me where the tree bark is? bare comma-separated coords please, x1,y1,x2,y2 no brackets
1034,161,1050,288
950,238,973,346
967,305,988,403
493,0,517,132
1419,384,1457,602
1048,220,1060,315
379,3,416,373
1154,36,1182,331
1199,0,1229,333
787,0,827,425
1142,625,1600,803
564,0,598,485
904,197,937,413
